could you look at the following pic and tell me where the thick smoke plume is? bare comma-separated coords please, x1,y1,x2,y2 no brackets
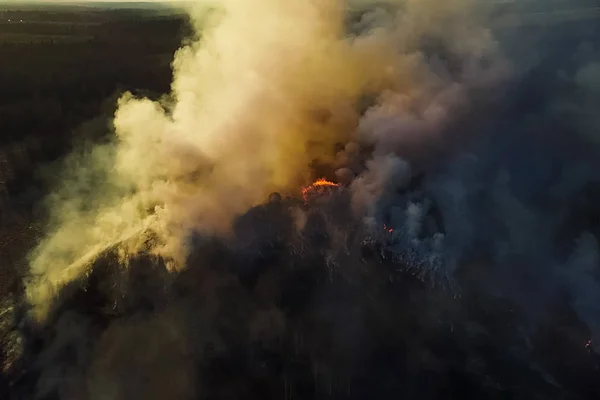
26,0,500,320
16,0,600,398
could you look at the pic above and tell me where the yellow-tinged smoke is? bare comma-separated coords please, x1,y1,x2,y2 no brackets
26,0,493,322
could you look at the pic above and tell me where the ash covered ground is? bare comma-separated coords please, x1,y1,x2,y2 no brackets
3,1,600,399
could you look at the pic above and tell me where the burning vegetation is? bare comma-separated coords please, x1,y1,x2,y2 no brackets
301,178,339,202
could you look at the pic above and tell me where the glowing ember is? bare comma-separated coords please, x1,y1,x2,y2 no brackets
383,224,394,233
301,178,338,201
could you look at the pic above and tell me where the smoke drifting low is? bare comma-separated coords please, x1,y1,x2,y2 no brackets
16,0,600,399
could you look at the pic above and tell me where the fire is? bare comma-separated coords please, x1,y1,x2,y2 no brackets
383,224,393,233
302,178,338,202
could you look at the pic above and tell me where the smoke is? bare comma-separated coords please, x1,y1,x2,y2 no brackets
25,0,501,321
16,0,600,398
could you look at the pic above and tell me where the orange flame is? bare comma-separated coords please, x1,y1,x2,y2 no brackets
302,178,338,201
